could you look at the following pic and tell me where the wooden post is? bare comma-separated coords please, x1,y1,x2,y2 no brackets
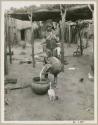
76,21,83,56
31,24,35,68
28,13,35,67
7,15,12,64
60,5,66,71
4,44,8,75
58,22,61,42
4,14,8,75
68,24,71,47
79,30,83,55
8,27,12,64
86,23,90,48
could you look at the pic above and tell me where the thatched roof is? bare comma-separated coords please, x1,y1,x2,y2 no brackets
8,5,93,22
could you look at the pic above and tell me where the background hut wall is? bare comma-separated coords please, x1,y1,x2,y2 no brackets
17,30,21,43
7,18,37,45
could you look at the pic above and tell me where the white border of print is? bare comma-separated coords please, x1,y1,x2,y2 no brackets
0,0,97,124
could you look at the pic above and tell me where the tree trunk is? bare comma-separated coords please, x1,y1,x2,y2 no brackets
60,7,66,71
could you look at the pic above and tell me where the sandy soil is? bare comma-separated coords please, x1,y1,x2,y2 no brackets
4,40,94,121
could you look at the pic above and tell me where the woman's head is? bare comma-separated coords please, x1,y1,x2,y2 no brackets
45,19,54,32
47,25,53,32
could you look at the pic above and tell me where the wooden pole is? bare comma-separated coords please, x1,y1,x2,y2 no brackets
86,23,90,48
28,13,35,67
8,27,12,64
79,30,83,55
68,24,71,47
7,15,12,64
4,44,8,75
31,24,35,68
4,14,8,75
60,5,66,71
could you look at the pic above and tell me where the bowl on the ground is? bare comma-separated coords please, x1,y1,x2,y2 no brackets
31,77,49,95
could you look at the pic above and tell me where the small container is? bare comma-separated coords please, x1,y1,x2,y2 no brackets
31,77,49,95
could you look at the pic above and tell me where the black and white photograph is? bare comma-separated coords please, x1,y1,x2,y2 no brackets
0,0,97,124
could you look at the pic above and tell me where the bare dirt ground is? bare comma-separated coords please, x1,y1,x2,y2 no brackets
4,39,94,121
